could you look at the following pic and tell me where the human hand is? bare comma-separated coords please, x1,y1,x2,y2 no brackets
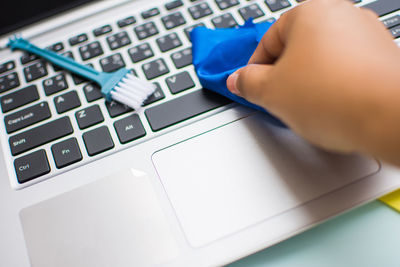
227,0,400,164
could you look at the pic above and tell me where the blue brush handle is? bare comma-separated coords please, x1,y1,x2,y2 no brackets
7,36,103,84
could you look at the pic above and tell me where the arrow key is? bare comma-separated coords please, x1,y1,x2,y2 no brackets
51,137,82,168
54,90,81,114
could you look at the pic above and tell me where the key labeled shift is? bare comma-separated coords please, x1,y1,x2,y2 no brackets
9,116,73,156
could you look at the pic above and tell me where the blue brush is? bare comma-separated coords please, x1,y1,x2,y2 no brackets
7,36,156,110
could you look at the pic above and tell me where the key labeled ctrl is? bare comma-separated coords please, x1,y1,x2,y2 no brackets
14,149,50,183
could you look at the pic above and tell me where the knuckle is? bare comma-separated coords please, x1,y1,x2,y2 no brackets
237,66,269,100
236,67,251,97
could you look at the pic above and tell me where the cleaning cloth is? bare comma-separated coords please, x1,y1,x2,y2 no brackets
191,20,284,127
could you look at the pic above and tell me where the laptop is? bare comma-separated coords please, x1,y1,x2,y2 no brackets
1,0,400,266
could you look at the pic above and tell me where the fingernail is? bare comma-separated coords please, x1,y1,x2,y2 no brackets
227,72,240,95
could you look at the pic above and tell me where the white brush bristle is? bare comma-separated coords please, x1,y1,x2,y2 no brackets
111,73,156,110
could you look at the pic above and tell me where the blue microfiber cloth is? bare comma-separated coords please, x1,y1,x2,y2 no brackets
191,20,285,127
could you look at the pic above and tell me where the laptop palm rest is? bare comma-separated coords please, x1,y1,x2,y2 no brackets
152,113,379,247
20,169,179,267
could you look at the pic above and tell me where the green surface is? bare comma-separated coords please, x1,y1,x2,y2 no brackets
230,201,400,267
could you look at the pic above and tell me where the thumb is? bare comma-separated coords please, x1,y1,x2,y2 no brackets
226,64,275,108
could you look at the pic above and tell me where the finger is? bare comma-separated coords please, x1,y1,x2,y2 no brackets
248,7,298,65
227,64,276,108
360,7,379,20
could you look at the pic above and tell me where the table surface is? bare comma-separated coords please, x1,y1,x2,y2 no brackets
229,201,400,267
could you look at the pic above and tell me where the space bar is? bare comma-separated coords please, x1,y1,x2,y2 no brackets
363,0,400,17
145,89,231,132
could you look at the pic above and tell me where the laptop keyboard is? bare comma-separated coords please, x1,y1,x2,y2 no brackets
1,0,399,189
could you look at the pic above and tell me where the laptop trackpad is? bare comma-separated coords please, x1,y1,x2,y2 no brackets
152,113,379,247
20,169,179,267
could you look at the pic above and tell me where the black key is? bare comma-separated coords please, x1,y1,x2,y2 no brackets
265,0,291,12
53,51,74,72
83,83,102,102
117,16,136,28
14,149,50,183
143,82,165,105
71,63,93,85
43,73,68,96
62,51,74,58
62,50,75,59
165,0,183,10
83,126,114,156
72,75,86,85
134,22,159,40
0,61,15,74
162,12,186,30
171,48,192,69
145,89,231,131
100,53,126,73
9,116,73,156
4,102,51,134
363,0,400,17
1,85,39,113
184,23,205,40
215,0,239,10
54,90,81,114
141,7,160,19
47,42,64,52
0,72,20,93
93,24,112,36
75,105,104,129
156,33,182,52
20,53,38,65
390,25,400,39
79,41,104,61
188,2,213,20
51,138,82,168
114,114,146,144
69,33,88,46
382,15,400,29
212,13,238,28
239,4,265,21
142,58,170,80
106,31,131,50
166,71,195,94
106,101,132,117
128,43,154,63
24,61,48,82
